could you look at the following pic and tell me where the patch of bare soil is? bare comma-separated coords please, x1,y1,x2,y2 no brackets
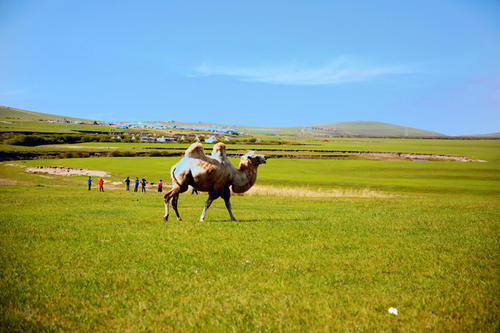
5,163,26,168
244,185,396,198
26,166,110,177
365,152,486,162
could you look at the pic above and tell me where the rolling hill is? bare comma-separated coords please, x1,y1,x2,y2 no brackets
0,106,450,137
312,121,446,137
0,105,91,122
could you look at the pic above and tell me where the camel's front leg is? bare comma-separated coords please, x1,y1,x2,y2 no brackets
200,198,213,222
200,192,219,221
222,188,237,221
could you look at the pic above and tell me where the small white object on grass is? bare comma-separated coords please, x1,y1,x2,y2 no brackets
388,307,398,315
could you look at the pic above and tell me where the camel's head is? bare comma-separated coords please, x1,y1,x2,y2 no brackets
242,151,267,166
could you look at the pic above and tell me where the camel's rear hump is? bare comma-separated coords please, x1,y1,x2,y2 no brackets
184,143,206,159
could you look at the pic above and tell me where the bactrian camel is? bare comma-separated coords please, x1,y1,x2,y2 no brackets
163,142,267,221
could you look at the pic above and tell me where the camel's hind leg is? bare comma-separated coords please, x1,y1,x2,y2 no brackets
222,187,237,221
163,187,180,221
171,193,182,221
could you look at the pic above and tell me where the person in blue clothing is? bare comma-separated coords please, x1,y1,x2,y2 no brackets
134,177,139,192
87,176,92,191
124,176,131,191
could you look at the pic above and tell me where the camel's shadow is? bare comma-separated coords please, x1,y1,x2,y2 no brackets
205,218,264,223
199,217,306,223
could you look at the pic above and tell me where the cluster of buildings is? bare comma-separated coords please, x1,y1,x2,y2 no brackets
132,135,230,144
45,119,110,125
44,119,236,143
115,122,167,129
114,122,239,135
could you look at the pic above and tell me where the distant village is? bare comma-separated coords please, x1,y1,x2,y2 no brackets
44,119,241,143
114,121,240,135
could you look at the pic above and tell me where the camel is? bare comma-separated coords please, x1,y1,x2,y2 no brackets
163,142,267,222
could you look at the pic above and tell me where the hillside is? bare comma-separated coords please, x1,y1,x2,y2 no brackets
0,106,114,134
0,106,449,137
0,106,92,122
312,121,446,137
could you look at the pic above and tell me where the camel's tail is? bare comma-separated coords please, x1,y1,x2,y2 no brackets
164,167,181,199
171,167,181,187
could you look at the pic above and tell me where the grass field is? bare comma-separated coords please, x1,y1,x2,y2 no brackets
0,139,499,331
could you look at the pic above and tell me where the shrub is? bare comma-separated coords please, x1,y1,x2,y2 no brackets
147,151,163,157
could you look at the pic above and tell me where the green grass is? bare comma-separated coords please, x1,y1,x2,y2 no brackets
0,138,499,331
4,137,498,161
16,152,500,195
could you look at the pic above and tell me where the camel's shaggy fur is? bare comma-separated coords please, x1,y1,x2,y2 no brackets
164,142,267,221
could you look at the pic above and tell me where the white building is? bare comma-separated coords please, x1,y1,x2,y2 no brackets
205,136,217,143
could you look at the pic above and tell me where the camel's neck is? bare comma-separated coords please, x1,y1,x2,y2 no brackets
232,160,259,193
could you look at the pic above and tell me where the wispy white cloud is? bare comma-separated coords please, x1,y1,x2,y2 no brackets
190,57,414,85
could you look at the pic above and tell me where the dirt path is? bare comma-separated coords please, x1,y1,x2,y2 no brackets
26,166,110,177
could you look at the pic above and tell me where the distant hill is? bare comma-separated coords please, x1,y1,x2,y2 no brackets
459,132,500,138
312,121,446,137
0,106,91,122
0,106,451,137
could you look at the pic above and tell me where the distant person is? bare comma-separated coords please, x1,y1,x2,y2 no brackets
141,178,147,193
87,176,92,191
99,178,104,192
191,186,198,195
134,177,139,192
124,176,131,191
158,179,163,193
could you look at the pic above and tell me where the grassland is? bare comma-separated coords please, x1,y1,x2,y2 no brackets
0,137,499,331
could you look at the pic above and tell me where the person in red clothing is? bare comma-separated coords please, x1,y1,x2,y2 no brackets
158,179,163,193
99,178,104,192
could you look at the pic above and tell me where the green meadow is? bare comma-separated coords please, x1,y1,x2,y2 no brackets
0,139,499,331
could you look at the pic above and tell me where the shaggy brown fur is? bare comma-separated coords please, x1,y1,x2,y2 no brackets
164,142,266,221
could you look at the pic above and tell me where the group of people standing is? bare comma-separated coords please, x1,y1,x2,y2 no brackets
87,176,105,192
87,176,164,193
124,176,158,193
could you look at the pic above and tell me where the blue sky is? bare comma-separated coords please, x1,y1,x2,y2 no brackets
1,0,499,135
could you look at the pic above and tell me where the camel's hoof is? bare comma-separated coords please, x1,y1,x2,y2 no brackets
231,219,238,222
200,219,204,222
164,215,169,221
177,217,182,222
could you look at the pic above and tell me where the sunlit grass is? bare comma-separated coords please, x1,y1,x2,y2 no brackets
0,137,499,331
